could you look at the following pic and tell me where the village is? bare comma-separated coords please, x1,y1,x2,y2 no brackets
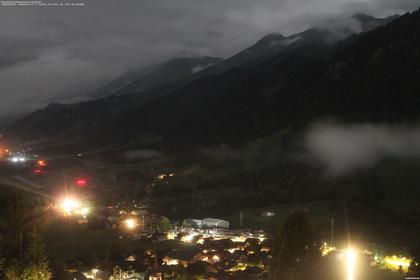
57,201,412,280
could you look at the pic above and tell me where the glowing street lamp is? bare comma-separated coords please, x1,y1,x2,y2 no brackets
124,218,137,229
92,268,98,279
181,233,197,243
346,248,356,280
212,255,220,262
60,198,82,216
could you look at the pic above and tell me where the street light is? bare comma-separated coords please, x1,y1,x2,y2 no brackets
124,218,137,229
60,198,82,216
92,268,98,280
346,248,356,280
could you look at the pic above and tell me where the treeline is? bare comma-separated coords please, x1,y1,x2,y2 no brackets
0,186,52,280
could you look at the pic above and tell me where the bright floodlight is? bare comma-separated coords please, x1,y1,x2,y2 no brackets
346,248,356,280
61,198,82,215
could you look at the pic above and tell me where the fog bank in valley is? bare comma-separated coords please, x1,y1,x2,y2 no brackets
304,122,420,175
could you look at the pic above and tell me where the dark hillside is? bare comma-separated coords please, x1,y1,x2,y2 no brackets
6,10,418,152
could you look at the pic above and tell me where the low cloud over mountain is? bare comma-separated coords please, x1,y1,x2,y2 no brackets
305,122,420,175
0,0,417,117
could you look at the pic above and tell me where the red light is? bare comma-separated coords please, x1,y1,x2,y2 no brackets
33,169,42,175
37,160,46,166
75,178,87,187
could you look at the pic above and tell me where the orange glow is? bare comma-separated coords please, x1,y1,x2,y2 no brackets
124,218,137,229
61,198,82,215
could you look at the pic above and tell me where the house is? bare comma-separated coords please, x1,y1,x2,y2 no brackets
183,219,202,228
183,218,229,229
261,211,275,217
201,218,229,229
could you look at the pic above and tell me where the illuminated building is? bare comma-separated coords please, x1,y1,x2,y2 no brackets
183,218,229,229
202,218,229,229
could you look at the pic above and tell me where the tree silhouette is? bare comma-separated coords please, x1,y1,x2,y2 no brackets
270,210,320,280
0,187,51,280
21,230,52,280
157,216,172,233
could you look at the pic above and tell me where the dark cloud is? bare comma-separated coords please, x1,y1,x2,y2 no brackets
0,36,54,69
0,0,418,116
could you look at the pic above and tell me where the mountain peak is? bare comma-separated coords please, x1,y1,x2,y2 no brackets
263,32,285,38
258,32,285,43
351,12,400,26
250,33,289,50
89,56,222,99
351,13,377,22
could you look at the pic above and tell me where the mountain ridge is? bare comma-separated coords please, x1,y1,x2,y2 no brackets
5,11,415,152
89,56,222,99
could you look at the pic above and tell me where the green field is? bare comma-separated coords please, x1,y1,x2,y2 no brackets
222,200,416,252
45,220,183,261
223,201,334,232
